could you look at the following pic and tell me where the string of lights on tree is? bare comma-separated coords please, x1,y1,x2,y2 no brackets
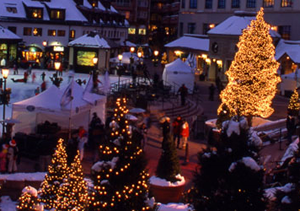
288,89,300,116
89,97,151,211
217,8,281,120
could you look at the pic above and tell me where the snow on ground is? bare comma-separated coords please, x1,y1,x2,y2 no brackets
0,68,130,133
149,175,185,187
157,203,190,211
0,196,17,211
0,172,45,181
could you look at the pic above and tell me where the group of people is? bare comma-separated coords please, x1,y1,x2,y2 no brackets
160,115,190,150
0,139,19,174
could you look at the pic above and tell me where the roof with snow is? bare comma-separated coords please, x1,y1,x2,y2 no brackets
165,35,209,52
0,26,21,40
0,0,87,22
68,33,111,48
208,15,280,38
275,39,300,63
120,41,136,47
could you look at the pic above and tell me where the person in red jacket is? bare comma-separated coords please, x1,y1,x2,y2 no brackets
181,120,189,150
172,116,183,149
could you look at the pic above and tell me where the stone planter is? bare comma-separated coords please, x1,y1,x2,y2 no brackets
150,182,185,204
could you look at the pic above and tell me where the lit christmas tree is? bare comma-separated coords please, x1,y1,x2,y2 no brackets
218,8,280,122
55,152,88,210
89,97,152,211
38,139,69,209
17,186,39,211
288,89,300,116
185,117,265,211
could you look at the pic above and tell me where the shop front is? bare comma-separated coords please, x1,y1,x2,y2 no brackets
20,45,43,68
44,45,66,70
0,42,19,67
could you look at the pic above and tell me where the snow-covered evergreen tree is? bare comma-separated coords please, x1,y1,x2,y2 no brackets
17,186,39,211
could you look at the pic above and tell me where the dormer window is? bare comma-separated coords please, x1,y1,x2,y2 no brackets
28,8,43,19
6,7,17,13
50,9,65,20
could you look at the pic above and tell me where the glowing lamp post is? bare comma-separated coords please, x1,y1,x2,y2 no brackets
54,61,61,72
1,69,10,137
117,54,123,91
42,40,47,47
153,50,159,67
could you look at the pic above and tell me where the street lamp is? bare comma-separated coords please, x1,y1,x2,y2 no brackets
153,50,159,67
117,54,123,91
1,68,10,137
92,57,98,90
130,47,135,68
130,47,135,54
54,61,61,73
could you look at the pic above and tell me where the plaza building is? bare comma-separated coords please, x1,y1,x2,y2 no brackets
0,0,128,69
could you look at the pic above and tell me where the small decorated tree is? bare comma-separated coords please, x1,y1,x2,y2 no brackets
38,139,69,209
55,152,88,210
17,186,39,211
155,134,181,183
288,89,300,116
217,8,280,125
186,117,265,211
89,97,152,211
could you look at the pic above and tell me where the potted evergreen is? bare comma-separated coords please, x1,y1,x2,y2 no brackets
149,133,185,203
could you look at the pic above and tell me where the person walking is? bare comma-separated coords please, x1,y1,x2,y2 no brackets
35,87,40,95
78,126,88,161
13,63,18,75
172,116,183,149
7,139,18,173
32,72,36,83
41,81,46,92
41,72,46,82
181,120,189,150
178,84,188,106
209,83,216,101
160,116,171,149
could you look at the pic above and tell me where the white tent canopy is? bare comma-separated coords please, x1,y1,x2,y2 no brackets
162,58,195,93
12,83,106,134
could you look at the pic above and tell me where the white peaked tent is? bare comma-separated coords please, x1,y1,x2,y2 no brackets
12,83,106,134
162,58,195,93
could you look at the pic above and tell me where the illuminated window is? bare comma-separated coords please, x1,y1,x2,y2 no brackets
58,30,65,37
28,8,42,19
48,29,56,36
205,0,213,9
50,9,65,20
128,28,136,34
69,30,75,38
33,28,42,36
231,0,240,8
263,0,274,7
281,0,293,7
218,0,226,8
278,25,291,40
6,7,17,13
246,0,256,8
125,11,130,19
23,27,32,36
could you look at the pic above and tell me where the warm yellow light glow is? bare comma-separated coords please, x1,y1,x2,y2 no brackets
137,51,142,58
2,69,9,79
217,60,223,67
54,62,61,70
118,54,123,61
201,54,207,59
205,58,211,64
209,23,215,29
93,57,98,65
174,50,183,56
154,50,159,57
130,47,135,53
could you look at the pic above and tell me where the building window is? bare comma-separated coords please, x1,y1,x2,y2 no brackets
218,0,226,8
58,30,65,37
69,30,75,39
48,29,56,36
263,0,274,7
278,25,291,40
128,27,136,34
205,0,213,9
187,23,196,34
28,8,43,19
189,0,197,8
6,7,17,13
50,10,65,20
179,22,183,37
246,0,256,8
181,0,185,8
23,27,32,36
139,28,146,35
33,28,42,36
231,0,240,8
203,23,212,34
8,26,16,34
281,0,293,7
125,11,130,19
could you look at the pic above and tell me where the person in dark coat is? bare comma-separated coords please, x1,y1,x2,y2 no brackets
41,72,46,82
178,84,188,106
66,131,79,164
161,117,171,149
209,83,216,101
172,116,183,149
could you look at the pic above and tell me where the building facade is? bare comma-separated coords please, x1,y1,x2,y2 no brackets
111,0,151,46
179,0,300,40
0,0,128,69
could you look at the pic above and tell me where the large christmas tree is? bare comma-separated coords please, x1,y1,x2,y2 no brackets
218,8,280,120
288,89,300,116
186,117,266,211
55,152,88,210
89,97,152,211
38,139,69,209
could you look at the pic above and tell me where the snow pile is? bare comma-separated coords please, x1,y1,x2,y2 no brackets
229,157,261,172
91,157,119,172
223,117,248,137
0,196,17,211
279,138,299,167
157,203,190,211
0,172,46,181
264,183,294,201
281,196,292,204
250,130,263,147
22,186,38,197
149,175,185,187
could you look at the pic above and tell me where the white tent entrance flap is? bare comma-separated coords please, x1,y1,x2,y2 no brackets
162,58,195,93
12,83,106,135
